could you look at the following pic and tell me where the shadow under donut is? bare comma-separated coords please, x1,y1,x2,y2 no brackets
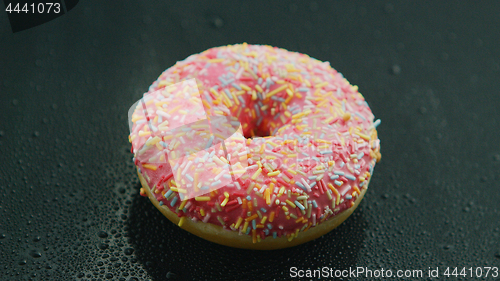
126,182,368,281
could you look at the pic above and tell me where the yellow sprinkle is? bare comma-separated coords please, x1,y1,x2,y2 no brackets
178,217,186,227
266,141,278,147
168,105,182,114
266,84,288,98
142,164,157,170
131,114,142,123
261,216,268,224
146,136,161,146
287,169,297,175
259,144,265,154
177,188,187,193
251,168,262,180
315,81,328,88
355,131,371,141
235,217,243,229
155,142,163,151
278,186,285,197
138,131,151,137
251,90,257,100
267,171,280,177
195,196,210,201
179,200,188,210
232,92,239,105
242,221,249,233
263,163,273,172
286,199,296,208
255,84,263,92
212,156,226,166
220,197,229,207
291,112,304,119
208,58,224,63
240,83,251,91
324,116,335,124
200,208,205,216
230,169,246,175
282,206,289,212
221,90,232,104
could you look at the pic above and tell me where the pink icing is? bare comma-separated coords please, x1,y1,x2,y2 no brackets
129,44,381,243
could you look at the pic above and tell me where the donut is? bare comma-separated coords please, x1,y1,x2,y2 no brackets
128,43,381,250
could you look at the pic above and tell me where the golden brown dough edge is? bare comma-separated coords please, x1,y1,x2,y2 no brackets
137,169,368,250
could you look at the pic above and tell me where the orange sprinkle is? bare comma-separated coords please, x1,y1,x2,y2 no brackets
245,214,258,222
269,211,275,222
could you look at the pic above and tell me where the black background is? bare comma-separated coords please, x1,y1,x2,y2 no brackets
1,1,499,280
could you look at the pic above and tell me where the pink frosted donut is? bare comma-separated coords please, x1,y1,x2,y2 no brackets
128,43,381,249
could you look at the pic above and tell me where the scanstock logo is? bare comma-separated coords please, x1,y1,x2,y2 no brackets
4,0,79,33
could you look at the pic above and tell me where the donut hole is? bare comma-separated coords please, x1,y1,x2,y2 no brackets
243,125,271,139
231,105,291,140
236,113,275,139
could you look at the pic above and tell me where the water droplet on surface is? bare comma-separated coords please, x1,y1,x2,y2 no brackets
391,64,401,75
124,248,134,255
166,272,177,279
30,250,42,258
97,231,108,238
208,16,224,28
